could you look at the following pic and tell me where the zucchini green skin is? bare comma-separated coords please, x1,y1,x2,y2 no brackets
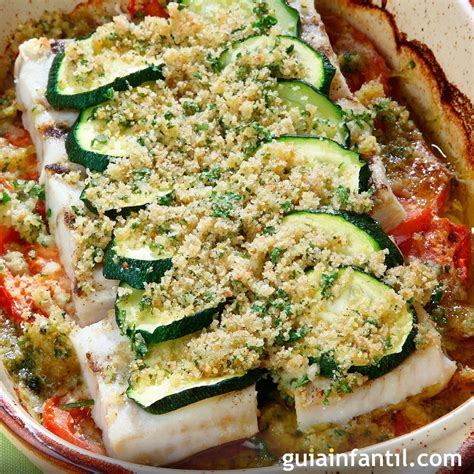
275,136,370,193
276,80,349,145
218,35,335,95
139,303,227,345
359,161,371,193
47,48,164,110
183,0,301,37
308,351,339,378
286,210,403,268
308,269,415,380
103,242,172,289
81,186,172,219
270,0,301,37
80,188,150,219
127,369,264,414
331,211,404,268
115,286,228,345
350,322,417,379
319,53,336,96
310,321,416,380
66,113,114,172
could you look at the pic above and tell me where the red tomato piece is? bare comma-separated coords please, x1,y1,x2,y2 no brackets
0,285,27,323
34,199,48,225
143,0,168,17
128,0,168,20
24,243,63,276
393,411,409,437
0,225,23,255
127,0,137,17
5,128,33,148
390,182,449,245
0,226,30,322
43,397,105,454
321,13,391,93
400,217,471,288
22,155,40,181
0,272,43,323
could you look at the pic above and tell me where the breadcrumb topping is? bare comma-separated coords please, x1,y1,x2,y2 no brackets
52,5,442,395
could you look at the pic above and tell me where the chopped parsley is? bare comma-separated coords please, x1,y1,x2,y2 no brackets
263,225,276,236
291,374,310,388
183,100,200,115
200,166,222,186
211,192,241,218
195,122,209,132
320,272,338,298
159,191,175,206
252,15,278,34
336,185,350,204
275,326,308,345
280,200,293,213
0,191,11,204
270,247,281,264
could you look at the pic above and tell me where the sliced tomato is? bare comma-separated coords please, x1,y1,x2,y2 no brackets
0,271,44,323
127,0,137,17
5,128,33,148
2,127,38,179
393,411,409,437
22,155,40,181
0,226,32,322
390,182,449,245
34,199,48,225
24,243,63,277
143,0,168,17
321,13,391,93
0,225,23,255
0,285,28,323
128,0,168,20
382,140,451,245
400,217,471,288
0,223,69,320
43,397,105,454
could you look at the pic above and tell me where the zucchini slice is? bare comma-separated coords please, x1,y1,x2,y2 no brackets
115,283,227,345
80,185,172,219
218,35,335,95
47,43,164,110
103,233,174,289
306,267,416,379
127,335,263,414
276,80,349,145
183,0,301,37
273,136,370,193
283,210,403,268
66,105,140,172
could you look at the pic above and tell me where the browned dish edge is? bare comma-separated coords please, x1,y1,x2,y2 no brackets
317,0,473,222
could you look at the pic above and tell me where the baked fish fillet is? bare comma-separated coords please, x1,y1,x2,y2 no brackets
70,318,259,465
15,39,118,326
295,340,456,430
